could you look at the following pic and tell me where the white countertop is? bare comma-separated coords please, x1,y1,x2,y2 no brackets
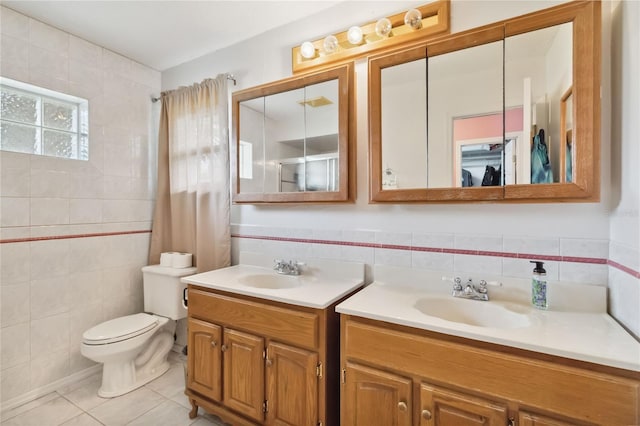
182,253,365,309
336,266,640,372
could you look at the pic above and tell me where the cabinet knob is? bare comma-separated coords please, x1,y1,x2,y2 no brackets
221,344,228,352
398,401,408,412
421,409,432,420
210,340,217,347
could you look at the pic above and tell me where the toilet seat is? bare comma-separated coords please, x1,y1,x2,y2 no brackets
83,313,159,345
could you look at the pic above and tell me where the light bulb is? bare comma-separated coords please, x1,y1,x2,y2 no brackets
300,41,316,59
323,35,338,54
404,9,422,30
375,18,392,38
347,26,363,45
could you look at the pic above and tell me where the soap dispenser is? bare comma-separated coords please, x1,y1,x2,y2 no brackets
530,261,548,310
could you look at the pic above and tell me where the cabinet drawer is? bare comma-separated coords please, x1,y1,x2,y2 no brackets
189,288,318,350
343,318,640,425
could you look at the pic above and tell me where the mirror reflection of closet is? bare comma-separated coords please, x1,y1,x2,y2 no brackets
430,35,504,190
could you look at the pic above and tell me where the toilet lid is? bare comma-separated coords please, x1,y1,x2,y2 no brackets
82,313,159,344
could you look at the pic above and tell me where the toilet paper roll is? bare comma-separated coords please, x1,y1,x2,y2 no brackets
172,253,193,268
160,252,177,267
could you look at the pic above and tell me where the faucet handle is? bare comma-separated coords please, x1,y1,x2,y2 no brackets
478,279,502,294
442,276,463,291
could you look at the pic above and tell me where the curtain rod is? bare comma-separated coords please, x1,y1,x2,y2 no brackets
151,74,236,103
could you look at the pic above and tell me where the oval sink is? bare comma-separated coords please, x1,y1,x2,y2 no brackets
238,273,303,289
414,296,532,329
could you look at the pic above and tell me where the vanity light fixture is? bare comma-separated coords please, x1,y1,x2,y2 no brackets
291,0,450,74
347,26,363,45
300,41,316,59
323,35,339,54
404,9,423,30
375,18,392,38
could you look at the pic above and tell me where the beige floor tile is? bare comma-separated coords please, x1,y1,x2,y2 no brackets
59,413,104,426
87,387,164,426
2,395,83,426
144,362,185,400
0,392,59,422
125,399,194,426
59,374,109,411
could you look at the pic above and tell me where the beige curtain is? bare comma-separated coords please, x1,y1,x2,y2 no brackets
149,75,230,272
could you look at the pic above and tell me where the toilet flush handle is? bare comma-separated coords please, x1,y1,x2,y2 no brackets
183,288,188,307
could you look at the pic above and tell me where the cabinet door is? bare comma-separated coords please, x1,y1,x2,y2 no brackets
420,383,508,426
265,342,318,426
222,328,265,422
187,318,222,401
343,362,412,426
520,411,589,426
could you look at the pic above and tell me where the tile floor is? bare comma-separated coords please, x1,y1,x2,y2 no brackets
1,353,228,426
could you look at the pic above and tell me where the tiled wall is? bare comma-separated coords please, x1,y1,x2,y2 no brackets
0,6,160,405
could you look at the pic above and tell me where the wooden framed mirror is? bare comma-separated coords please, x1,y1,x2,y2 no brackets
369,0,600,203
232,63,355,203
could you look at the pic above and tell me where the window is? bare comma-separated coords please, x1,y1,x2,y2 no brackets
239,140,253,179
0,77,89,160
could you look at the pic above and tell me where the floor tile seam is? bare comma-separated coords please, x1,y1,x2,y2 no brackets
62,411,106,426
120,388,168,426
55,393,101,425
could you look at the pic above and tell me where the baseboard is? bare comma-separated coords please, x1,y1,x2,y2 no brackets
0,365,101,414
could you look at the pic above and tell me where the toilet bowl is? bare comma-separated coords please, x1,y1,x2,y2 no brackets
81,264,197,397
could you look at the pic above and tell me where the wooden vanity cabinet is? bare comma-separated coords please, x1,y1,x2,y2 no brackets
186,285,344,426
340,315,640,426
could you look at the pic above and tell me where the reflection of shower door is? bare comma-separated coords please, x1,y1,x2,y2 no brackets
278,156,338,192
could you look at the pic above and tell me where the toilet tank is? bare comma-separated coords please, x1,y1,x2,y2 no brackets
141,265,197,320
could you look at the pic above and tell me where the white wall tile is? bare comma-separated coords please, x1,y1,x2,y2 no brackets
375,231,412,246
375,248,412,267
342,229,376,244
30,197,69,225
559,262,608,285
453,254,502,276
69,199,103,224
30,169,70,198
31,276,70,320
1,197,30,227
69,35,102,68
101,235,134,267
68,237,104,273
609,241,640,271
30,313,69,355
29,45,68,81
455,234,503,251
30,349,70,389
68,303,103,373
1,362,31,402
503,236,560,256
68,271,103,309
0,34,29,80
1,7,29,39
412,232,454,249
29,239,69,279
29,18,69,55
560,238,609,259
412,251,454,272
1,322,30,369
0,242,30,285
1,162,30,197
608,268,640,337
1,283,30,327
102,49,132,76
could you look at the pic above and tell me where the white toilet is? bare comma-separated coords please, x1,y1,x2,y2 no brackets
81,264,197,397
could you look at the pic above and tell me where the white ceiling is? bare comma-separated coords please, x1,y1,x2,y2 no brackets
2,1,342,71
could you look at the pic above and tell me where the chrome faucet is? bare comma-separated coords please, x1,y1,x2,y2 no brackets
273,259,305,275
442,276,502,301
